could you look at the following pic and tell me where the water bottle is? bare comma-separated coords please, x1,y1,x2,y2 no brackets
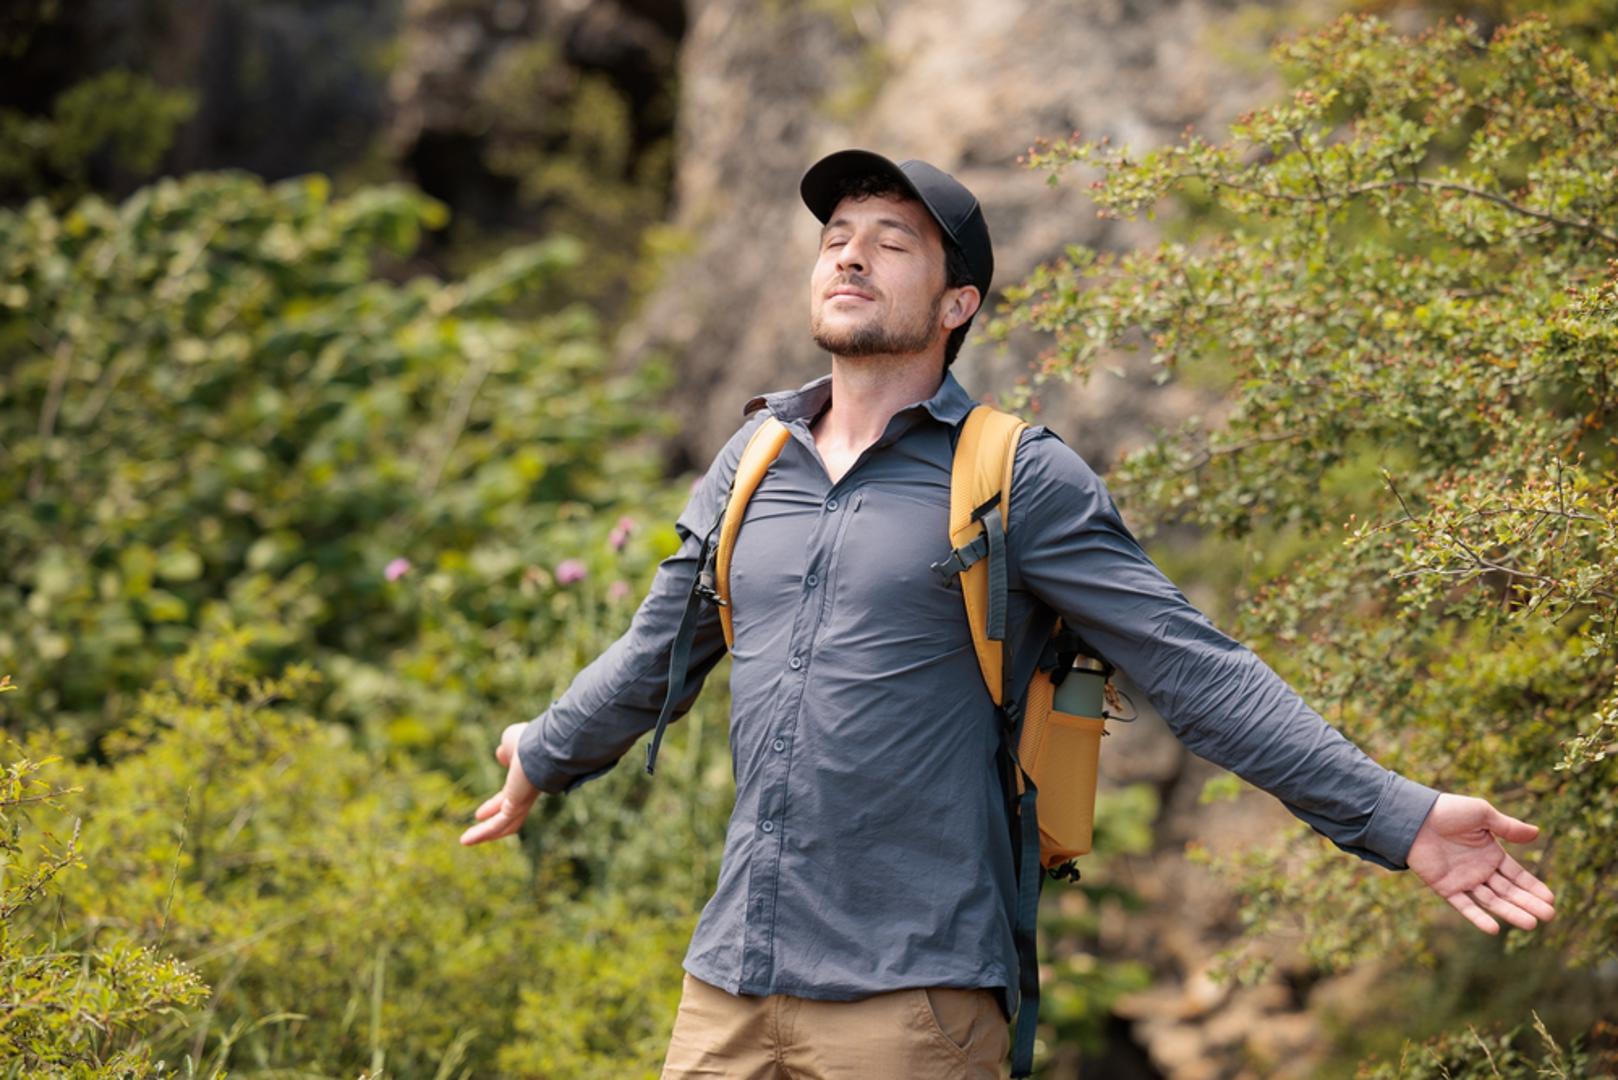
1051,654,1107,717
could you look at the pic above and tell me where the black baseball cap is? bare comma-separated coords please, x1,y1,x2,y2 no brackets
799,149,994,301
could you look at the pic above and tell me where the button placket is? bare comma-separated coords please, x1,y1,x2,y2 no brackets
739,474,865,993
695,413,997,1001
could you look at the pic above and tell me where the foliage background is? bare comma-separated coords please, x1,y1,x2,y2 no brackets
3,0,1616,1076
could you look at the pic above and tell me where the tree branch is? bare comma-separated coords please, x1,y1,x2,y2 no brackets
1172,169,1618,248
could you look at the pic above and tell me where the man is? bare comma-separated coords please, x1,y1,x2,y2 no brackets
461,149,1557,1078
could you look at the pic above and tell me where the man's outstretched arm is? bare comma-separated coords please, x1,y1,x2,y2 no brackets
1008,427,1554,931
460,412,767,846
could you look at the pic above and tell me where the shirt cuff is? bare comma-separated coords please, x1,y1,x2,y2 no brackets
515,708,620,796
516,709,567,794
1363,772,1442,869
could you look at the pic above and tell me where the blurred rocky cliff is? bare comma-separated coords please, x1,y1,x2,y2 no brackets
626,0,1279,478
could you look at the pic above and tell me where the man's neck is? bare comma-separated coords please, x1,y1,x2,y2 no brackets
812,351,945,451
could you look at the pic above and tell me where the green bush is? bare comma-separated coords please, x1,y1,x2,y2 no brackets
2,677,211,1077
7,621,734,1077
0,170,674,772
0,69,196,206
1354,1010,1596,1079
0,162,772,1076
993,7,1617,1065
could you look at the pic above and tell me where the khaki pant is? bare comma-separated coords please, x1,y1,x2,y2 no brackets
660,971,1011,1079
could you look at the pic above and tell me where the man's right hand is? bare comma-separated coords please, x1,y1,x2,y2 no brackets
460,721,542,846
1406,792,1556,934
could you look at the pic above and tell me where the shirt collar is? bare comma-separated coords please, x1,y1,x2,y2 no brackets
742,368,978,426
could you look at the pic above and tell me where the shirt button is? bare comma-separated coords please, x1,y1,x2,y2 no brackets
760,820,775,833
826,497,839,511
789,656,803,670
772,738,786,753
805,573,818,587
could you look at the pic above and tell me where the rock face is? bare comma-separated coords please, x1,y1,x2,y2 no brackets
622,0,1288,475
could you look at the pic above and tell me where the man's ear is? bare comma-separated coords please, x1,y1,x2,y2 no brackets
942,285,982,331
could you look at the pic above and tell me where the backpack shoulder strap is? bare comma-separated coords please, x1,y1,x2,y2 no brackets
943,404,1041,1080
944,404,1029,707
714,415,792,649
647,414,789,776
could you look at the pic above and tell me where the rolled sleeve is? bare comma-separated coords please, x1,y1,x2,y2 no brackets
515,413,767,795
1008,427,1440,869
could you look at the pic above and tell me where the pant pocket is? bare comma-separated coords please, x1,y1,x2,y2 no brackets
915,986,984,1061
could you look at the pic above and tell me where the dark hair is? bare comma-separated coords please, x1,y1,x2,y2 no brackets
827,174,977,370
939,237,974,369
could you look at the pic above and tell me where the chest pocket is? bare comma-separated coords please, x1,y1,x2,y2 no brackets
827,484,973,654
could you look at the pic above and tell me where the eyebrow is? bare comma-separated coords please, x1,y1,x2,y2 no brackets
820,215,925,243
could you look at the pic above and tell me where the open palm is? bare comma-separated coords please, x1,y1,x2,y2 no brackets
1407,793,1556,934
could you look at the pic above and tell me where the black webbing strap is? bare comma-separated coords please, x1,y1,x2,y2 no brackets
929,532,989,582
995,530,1042,1079
983,505,1008,643
1001,688,1043,1077
930,492,1007,584
646,515,724,776
1010,742,1043,1078
645,575,705,776
983,712,1035,1075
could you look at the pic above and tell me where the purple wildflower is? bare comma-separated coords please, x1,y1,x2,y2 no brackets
556,558,587,586
384,557,411,582
609,514,636,552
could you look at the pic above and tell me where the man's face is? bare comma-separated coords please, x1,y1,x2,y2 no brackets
809,192,967,359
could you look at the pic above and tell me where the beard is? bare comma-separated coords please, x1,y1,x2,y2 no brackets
811,283,943,358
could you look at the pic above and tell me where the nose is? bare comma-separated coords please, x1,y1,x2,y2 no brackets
834,232,870,275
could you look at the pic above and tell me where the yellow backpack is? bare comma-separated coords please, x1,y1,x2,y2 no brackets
645,402,1125,1079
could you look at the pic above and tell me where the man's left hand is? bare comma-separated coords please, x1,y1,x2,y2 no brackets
1407,793,1556,934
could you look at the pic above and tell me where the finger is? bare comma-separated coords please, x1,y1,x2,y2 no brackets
496,741,513,766
1446,889,1500,935
460,808,520,846
1470,882,1538,932
1485,807,1539,845
1487,871,1556,922
473,792,504,821
1497,851,1556,906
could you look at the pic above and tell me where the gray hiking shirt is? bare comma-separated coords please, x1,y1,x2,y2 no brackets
516,369,1441,1022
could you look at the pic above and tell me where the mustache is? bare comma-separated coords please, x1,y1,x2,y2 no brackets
828,275,878,297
